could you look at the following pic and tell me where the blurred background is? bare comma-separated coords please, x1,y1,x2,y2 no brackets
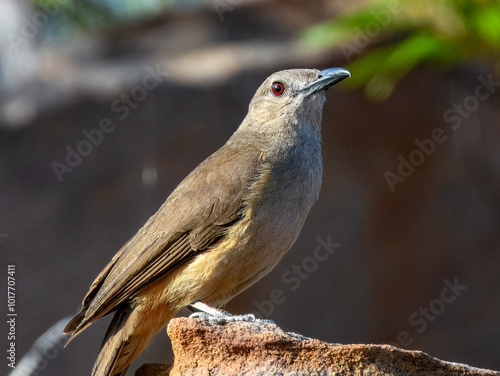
1,0,499,375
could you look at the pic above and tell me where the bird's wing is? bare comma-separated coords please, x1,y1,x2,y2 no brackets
65,144,266,338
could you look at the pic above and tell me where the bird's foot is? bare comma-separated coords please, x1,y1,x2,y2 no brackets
188,301,273,325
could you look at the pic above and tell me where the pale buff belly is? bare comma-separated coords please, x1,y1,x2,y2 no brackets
139,199,309,314
138,163,319,315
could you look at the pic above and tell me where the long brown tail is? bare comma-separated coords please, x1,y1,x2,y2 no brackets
92,304,149,376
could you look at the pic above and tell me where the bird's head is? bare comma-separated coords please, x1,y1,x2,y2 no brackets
244,68,351,135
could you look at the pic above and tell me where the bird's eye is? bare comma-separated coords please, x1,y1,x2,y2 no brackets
271,82,285,96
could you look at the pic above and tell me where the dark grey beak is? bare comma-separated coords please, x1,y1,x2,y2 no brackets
300,68,351,97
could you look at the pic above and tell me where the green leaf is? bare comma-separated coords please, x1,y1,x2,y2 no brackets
470,5,500,47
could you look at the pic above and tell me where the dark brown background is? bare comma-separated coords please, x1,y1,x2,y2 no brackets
1,1,499,375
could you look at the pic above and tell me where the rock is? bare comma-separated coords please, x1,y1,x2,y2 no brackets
135,317,500,376
134,363,172,376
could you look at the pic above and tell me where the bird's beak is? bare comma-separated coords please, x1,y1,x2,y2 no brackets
299,68,351,97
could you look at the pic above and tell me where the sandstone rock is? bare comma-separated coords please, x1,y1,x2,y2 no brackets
135,317,500,376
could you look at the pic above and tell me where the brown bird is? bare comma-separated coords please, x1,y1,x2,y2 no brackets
64,67,350,376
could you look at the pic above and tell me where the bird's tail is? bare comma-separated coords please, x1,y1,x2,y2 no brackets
92,304,152,376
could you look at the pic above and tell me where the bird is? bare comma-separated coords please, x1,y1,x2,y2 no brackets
64,67,351,376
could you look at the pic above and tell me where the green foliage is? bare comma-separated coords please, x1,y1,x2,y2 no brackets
31,0,176,35
33,0,115,32
302,0,500,99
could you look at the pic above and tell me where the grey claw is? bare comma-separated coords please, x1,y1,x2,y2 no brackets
188,301,274,325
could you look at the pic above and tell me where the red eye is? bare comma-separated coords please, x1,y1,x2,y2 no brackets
271,82,285,96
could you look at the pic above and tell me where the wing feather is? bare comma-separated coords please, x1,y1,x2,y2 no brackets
66,142,265,338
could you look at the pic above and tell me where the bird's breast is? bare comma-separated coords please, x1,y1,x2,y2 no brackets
204,139,323,300
160,137,323,308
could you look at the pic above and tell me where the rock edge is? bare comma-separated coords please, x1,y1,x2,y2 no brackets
135,317,500,376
